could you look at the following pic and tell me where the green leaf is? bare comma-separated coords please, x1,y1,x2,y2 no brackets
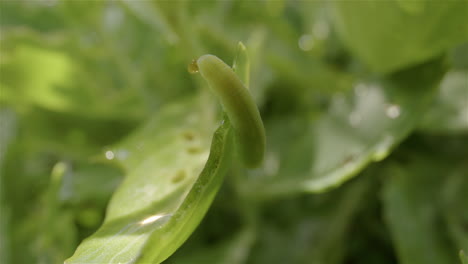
248,174,371,264
0,108,16,167
0,44,74,111
0,43,146,120
119,0,179,44
382,164,455,264
330,0,468,73
243,58,446,199
461,251,468,264
232,42,250,88
450,43,468,69
419,70,468,134
396,0,426,15
381,138,467,264
58,163,124,207
441,162,468,256
65,97,234,263
0,108,17,264
166,227,255,264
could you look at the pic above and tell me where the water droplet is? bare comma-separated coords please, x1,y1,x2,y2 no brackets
105,150,115,160
298,34,314,51
385,104,401,119
171,170,186,183
313,20,330,40
188,59,199,74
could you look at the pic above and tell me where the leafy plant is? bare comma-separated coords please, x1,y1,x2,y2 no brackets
1,1,467,264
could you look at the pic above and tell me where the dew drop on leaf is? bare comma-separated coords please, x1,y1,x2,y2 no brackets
385,104,401,119
105,150,115,160
187,59,199,74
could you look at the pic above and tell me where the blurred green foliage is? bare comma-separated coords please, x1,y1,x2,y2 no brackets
0,0,467,264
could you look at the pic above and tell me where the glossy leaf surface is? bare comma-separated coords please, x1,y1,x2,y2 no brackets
243,59,446,199
330,0,468,73
65,97,234,263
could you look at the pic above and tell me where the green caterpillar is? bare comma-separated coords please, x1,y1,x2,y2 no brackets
193,54,265,168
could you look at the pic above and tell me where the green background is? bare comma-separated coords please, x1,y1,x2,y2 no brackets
1,0,467,263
